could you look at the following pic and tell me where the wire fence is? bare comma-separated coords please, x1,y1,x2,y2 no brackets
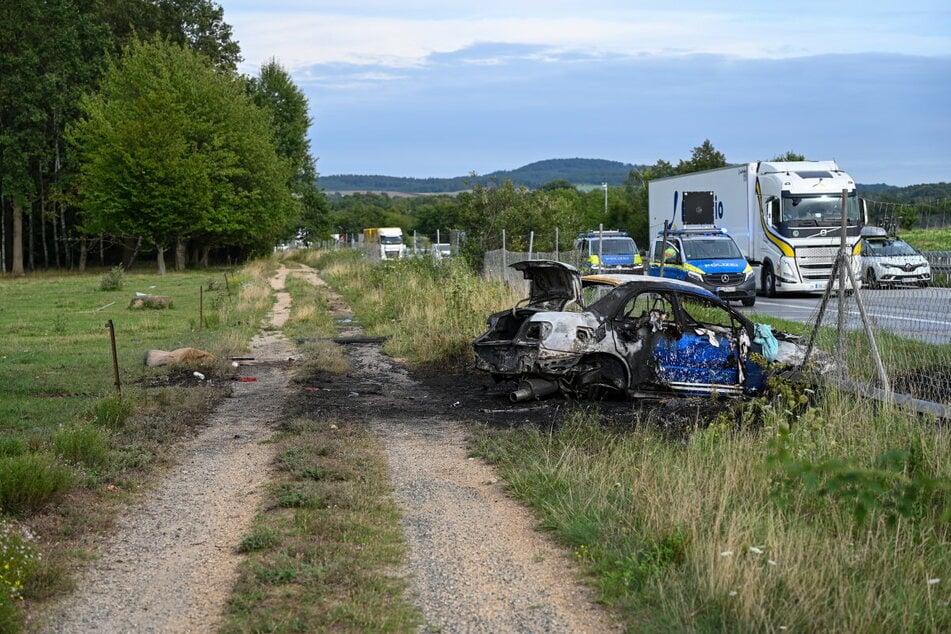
804,280,951,417
482,248,584,293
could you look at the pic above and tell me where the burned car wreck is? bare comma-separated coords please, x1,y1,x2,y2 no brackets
473,261,813,402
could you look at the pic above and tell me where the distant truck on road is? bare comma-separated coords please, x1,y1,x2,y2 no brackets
363,227,405,260
649,161,866,296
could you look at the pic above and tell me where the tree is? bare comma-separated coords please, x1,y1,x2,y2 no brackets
69,38,294,273
772,151,807,161
0,0,112,274
677,139,727,174
249,59,330,241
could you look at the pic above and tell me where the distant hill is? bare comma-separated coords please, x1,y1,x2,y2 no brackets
319,158,640,193
320,158,951,199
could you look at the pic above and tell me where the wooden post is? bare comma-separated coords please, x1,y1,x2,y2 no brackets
199,286,204,330
107,320,121,395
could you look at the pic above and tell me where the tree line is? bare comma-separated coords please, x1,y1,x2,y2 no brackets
330,140,741,262
1,0,329,275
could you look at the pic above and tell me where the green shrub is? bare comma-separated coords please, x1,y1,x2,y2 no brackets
0,453,75,515
99,265,125,291
238,526,280,553
89,395,134,429
51,423,111,470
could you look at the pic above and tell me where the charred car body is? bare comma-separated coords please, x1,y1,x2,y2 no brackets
473,261,814,402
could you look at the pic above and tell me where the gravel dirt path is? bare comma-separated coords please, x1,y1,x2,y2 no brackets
39,264,619,633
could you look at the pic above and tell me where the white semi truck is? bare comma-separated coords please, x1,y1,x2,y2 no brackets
363,227,406,260
648,161,866,296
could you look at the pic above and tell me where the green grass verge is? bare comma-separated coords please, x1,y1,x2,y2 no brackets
471,397,951,632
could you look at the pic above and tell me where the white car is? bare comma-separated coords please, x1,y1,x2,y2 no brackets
861,228,931,288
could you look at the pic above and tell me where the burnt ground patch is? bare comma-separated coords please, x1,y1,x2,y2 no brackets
288,342,748,437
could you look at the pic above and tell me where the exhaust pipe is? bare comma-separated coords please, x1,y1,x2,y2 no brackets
510,378,559,403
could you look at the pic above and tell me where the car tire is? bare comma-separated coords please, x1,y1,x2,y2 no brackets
741,297,756,307
762,265,777,298
864,268,878,289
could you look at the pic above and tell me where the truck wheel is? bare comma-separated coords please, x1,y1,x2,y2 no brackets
741,297,756,307
762,265,777,298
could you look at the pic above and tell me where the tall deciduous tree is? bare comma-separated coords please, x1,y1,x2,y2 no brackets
677,139,727,173
69,38,294,273
249,59,330,242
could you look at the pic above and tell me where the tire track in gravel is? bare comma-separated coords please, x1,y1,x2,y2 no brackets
40,265,302,634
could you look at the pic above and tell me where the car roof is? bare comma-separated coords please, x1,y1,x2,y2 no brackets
581,274,643,286
583,274,717,298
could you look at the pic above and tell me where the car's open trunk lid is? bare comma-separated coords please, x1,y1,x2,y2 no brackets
512,260,582,310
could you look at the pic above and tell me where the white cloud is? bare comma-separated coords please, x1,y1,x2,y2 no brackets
226,7,951,74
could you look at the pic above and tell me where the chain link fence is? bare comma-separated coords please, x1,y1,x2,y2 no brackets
800,258,951,417
482,248,585,294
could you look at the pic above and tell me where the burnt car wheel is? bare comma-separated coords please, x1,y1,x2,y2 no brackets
575,355,627,400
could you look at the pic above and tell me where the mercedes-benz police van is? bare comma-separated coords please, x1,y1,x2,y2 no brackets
648,226,756,306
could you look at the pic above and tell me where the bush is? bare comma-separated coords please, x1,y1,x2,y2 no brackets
99,265,125,291
51,423,111,470
0,453,75,515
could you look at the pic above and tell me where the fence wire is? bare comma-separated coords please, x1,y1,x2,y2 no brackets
804,275,951,415
482,248,584,294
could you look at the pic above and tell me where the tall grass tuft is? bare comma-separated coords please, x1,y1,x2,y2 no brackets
317,253,518,367
0,454,75,516
89,395,134,430
51,423,111,470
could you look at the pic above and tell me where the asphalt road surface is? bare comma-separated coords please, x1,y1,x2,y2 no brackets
735,287,951,345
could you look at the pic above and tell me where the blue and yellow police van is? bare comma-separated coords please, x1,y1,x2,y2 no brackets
575,230,643,275
647,226,756,306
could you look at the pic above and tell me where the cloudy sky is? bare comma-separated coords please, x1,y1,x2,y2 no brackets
218,1,950,186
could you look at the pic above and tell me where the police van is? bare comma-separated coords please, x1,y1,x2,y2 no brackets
647,226,756,306
575,230,643,275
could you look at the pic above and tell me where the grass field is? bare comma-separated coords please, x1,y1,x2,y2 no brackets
0,263,272,630
902,227,951,252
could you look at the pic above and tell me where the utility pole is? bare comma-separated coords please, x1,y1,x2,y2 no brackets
602,182,608,214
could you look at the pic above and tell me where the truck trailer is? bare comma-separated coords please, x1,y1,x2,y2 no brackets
648,161,865,296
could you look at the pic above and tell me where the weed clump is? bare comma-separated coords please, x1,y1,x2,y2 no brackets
0,453,74,515
0,520,41,632
99,265,125,291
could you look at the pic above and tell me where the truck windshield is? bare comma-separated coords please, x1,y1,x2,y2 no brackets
782,194,861,226
682,237,743,260
380,236,403,244
592,238,635,255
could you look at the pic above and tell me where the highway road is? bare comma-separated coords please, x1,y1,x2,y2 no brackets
735,287,951,345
